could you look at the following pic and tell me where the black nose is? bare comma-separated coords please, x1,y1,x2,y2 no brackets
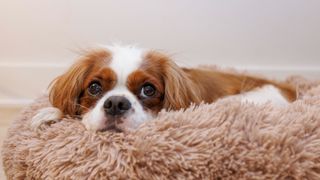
104,96,132,116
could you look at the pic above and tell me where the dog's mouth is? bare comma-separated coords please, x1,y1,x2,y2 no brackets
100,118,124,133
101,124,122,133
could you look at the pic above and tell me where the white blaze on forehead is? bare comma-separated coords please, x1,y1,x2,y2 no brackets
107,45,145,86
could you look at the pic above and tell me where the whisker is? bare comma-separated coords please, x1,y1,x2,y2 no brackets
77,102,89,109
77,103,90,111
67,100,90,111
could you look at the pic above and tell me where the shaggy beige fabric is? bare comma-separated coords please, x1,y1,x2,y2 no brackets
2,76,320,179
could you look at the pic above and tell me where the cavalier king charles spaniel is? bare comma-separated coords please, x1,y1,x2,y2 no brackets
31,45,296,132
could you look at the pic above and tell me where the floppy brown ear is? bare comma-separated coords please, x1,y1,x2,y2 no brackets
49,60,91,115
49,50,110,115
162,59,202,110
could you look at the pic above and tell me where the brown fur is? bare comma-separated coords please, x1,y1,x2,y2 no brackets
143,51,202,110
50,49,296,118
49,49,111,115
2,77,320,179
144,51,296,111
80,68,117,114
127,70,164,112
183,68,297,103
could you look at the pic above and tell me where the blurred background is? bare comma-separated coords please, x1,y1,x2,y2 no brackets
0,0,320,177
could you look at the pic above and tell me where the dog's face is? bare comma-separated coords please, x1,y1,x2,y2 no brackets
50,45,201,132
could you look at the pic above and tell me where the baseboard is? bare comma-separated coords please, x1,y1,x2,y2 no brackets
0,63,319,107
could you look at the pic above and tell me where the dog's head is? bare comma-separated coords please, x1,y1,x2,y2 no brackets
50,45,201,132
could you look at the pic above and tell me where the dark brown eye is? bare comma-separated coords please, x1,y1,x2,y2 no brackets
140,84,156,98
88,82,102,96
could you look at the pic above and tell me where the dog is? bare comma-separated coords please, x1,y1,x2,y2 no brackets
31,44,296,132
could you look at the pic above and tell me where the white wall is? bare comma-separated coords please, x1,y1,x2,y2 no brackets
1,0,320,106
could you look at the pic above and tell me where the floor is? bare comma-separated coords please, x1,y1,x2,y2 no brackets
0,107,22,179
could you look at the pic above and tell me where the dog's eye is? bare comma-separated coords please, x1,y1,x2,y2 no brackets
140,84,156,98
88,82,102,96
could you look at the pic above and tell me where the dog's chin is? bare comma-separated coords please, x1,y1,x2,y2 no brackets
100,125,123,133
99,118,128,133
82,110,150,133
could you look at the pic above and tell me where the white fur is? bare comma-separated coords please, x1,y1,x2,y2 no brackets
107,44,145,86
82,45,152,131
30,107,62,130
82,87,153,132
31,45,151,132
30,45,290,132
239,85,289,106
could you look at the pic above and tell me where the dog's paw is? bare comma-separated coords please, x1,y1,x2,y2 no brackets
31,107,63,131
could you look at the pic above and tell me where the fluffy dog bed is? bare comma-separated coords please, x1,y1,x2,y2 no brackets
2,74,320,179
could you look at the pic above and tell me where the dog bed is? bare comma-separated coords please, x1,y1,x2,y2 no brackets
2,75,320,179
